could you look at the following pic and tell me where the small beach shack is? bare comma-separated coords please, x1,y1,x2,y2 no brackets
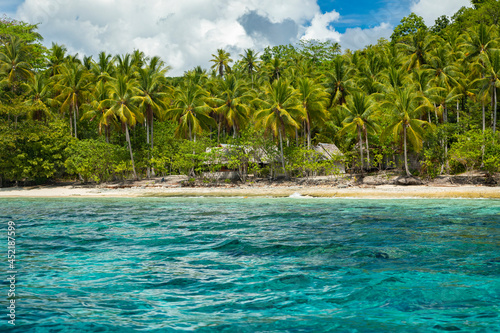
312,143,346,174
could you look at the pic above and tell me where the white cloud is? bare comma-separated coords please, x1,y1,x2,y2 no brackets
11,0,463,76
410,0,471,26
340,23,393,51
301,11,342,42
14,0,323,75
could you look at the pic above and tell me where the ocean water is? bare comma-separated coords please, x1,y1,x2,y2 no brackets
1,197,499,332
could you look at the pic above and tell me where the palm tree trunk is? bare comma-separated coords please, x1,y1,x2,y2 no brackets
358,126,364,172
73,104,78,139
482,100,486,133
146,119,150,178
307,116,311,149
456,100,460,124
364,128,370,170
404,125,411,177
125,124,137,180
151,116,155,177
278,126,286,177
494,86,497,135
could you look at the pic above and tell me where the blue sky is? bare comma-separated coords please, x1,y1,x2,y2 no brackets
318,0,411,32
1,0,470,75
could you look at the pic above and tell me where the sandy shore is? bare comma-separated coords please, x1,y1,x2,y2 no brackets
1,184,499,199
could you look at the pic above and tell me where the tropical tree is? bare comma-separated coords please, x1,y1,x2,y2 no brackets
339,93,379,170
81,80,117,143
212,74,251,140
210,49,232,78
296,77,329,148
323,56,355,107
92,51,115,82
100,75,143,179
254,79,303,174
53,61,93,138
167,84,214,141
381,88,433,176
136,62,169,177
23,72,54,121
0,36,32,93
45,43,67,77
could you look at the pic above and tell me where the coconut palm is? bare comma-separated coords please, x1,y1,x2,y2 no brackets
92,51,115,82
381,88,433,176
167,84,214,140
254,79,303,174
23,72,54,121
323,56,355,107
136,63,169,177
210,49,232,78
338,93,379,170
45,43,67,77
0,36,32,93
296,77,329,149
398,29,436,70
101,75,143,179
81,80,117,143
53,61,93,138
263,56,286,83
460,23,498,64
212,74,251,140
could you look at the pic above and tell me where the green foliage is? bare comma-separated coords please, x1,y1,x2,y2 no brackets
449,129,500,173
431,15,450,34
391,13,427,43
64,139,130,183
0,16,46,69
0,120,71,184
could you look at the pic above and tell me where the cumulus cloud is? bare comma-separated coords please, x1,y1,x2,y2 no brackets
340,23,393,51
301,11,342,42
410,0,471,26
15,0,324,75
11,0,459,76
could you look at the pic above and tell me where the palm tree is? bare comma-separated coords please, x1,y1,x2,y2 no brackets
0,36,32,94
381,88,432,176
210,49,232,78
254,79,303,174
461,23,497,64
45,43,67,77
239,49,259,86
296,77,329,149
53,61,93,138
101,75,143,179
81,80,117,143
477,49,500,134
263,56,286,83
114,53,136,78
136,63,169,177
339,93,379,171
212,74,251,140
23,72,54,121
167,84,214,140
91,51,115,82
398,29,435,70
323,56,355,107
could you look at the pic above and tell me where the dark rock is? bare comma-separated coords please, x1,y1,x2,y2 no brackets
375,252,389,259
395,176,423,186
433,324,461,331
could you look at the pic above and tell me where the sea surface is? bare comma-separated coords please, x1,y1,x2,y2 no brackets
1,197,499,332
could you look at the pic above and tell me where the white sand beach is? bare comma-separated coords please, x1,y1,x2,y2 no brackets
1,182,499,199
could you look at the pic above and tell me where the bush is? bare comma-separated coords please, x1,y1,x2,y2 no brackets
64,139,130,183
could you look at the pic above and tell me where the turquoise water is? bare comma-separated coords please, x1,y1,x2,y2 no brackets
1,198,500,332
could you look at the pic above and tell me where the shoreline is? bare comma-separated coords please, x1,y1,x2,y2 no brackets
1,184,500,199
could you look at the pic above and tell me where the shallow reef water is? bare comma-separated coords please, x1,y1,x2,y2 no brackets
1,197,499,332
